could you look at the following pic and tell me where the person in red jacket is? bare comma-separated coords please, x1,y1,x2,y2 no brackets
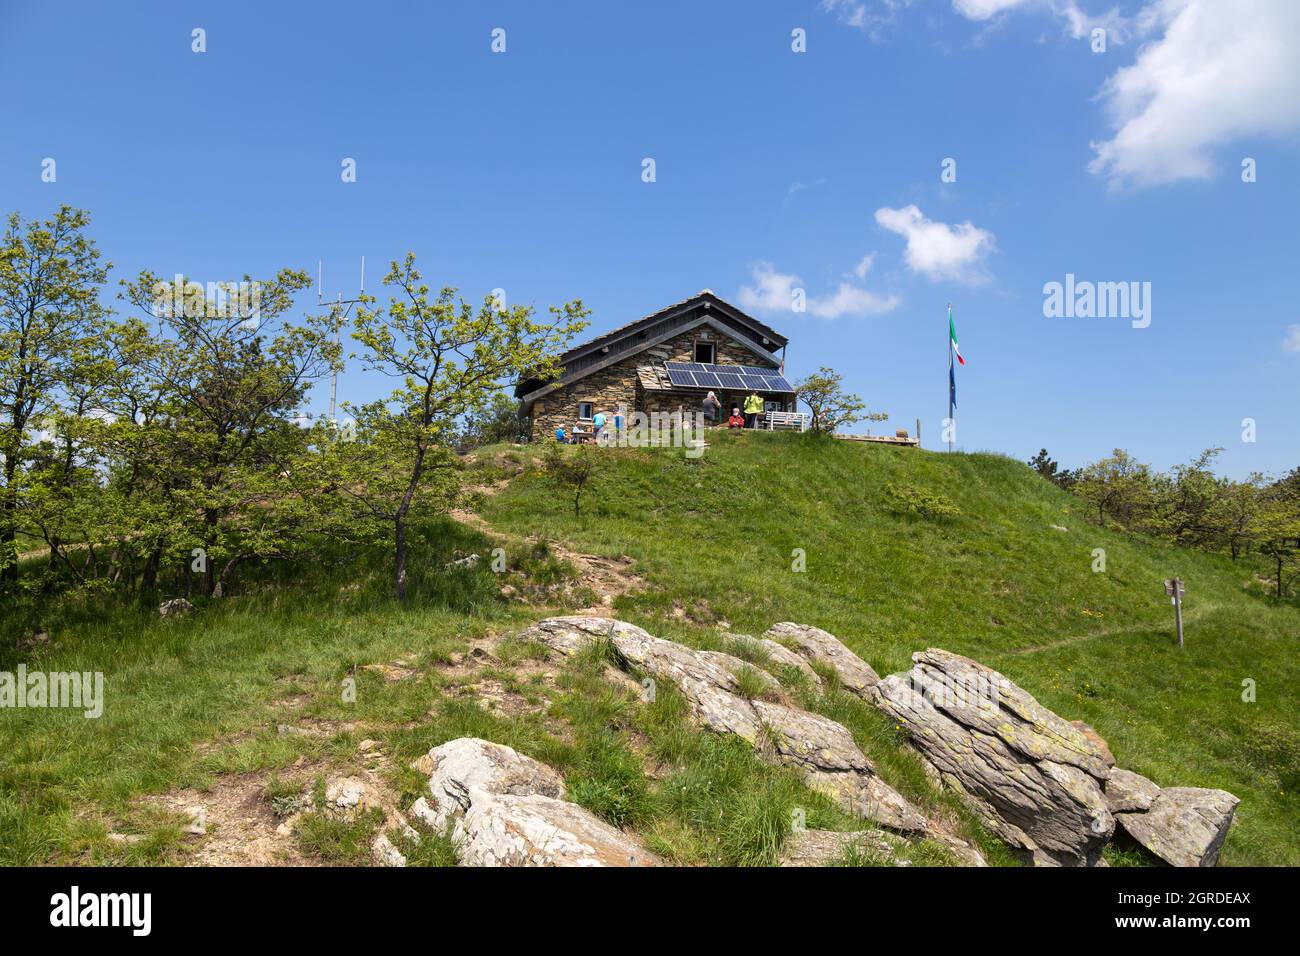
727,407,745,429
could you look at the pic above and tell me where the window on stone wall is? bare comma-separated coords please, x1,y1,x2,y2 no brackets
577,402,594,421
694,340,715,363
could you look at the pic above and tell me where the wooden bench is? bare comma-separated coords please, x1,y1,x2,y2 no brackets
764,411,810,432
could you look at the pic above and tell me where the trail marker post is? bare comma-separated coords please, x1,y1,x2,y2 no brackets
1164,578,1185,647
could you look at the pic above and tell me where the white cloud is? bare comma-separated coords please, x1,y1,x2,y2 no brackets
1088,0,1300,187
819,0,912,39
874,205,996,282
953,0,1129,40
737,262,802,314
1284,324,1300,354
737,261,900,319
810,282,901,319
851,253,876,280
828,0,1129,41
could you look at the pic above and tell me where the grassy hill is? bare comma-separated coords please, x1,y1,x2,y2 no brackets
477,431,1300,865
1,430,1295,866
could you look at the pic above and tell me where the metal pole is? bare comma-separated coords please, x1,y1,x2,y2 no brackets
1174,577,1184,648
947,304,954,453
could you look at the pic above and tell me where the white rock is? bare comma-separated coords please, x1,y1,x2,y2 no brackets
455,791,658,867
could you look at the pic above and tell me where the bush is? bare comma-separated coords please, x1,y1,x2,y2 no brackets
883,481,961,522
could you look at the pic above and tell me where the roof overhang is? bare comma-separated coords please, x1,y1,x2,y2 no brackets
518,314,781,406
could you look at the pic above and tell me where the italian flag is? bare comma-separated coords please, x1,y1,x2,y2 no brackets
949,304,966,366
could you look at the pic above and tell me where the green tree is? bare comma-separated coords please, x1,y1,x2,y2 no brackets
1075,449,1152,529
1147,447,1229,547
794,366,885,434
544,441,600,518
1251,496,1300,599
116,268,341,597
1213,473,1267,561
346,254,589,599
457,392,523,451
0,206,110,585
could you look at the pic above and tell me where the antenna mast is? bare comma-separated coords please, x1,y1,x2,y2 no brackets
318,257,365,426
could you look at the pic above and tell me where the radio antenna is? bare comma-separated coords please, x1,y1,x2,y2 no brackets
318,257,366,426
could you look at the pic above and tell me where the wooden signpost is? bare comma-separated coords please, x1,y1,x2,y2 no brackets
1164,578,1186,648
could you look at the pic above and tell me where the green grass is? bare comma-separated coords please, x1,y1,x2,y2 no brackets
0,505,919,867
477,431,1300,865
0,519,529,865
5,432,1295,866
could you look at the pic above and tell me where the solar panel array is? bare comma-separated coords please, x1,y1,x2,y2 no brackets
664,362,793,392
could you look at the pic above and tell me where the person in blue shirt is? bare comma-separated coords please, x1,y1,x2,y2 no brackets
555,425,566,444
592,410,607,443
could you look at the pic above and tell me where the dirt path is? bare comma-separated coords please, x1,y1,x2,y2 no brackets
449,479,645,617
996,602,1221,658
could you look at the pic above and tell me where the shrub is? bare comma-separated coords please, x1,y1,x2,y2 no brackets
883,481,961,522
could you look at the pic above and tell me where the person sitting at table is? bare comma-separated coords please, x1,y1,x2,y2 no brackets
727,407,745,429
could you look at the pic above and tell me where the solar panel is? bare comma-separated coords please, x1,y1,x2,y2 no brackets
663,361,793,391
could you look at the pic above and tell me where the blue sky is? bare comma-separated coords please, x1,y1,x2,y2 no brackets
2,0,1297,477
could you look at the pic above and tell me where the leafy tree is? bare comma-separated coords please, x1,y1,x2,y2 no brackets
457,392,523,451
1144,447,1229,547
1214,473,1268,561
116,268,341,596
1075,448,1152,528
544,441,600,518
794,366,885,434
346,254,589,599
1251,495,1300,599
0,206,110,585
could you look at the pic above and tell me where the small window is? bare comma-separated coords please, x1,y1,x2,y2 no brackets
577,402,594,421
694,341,715,364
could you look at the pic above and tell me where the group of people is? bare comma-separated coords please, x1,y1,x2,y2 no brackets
554,408,623,445
553,391,768,445
702,391,767,429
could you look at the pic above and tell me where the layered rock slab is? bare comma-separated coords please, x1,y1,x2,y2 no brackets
763,622,880,697
520,617,936,841
1116,787,1239,867
872,648,1115,866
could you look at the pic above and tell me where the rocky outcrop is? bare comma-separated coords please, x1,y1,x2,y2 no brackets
521,616,767,741
752,699,926,832
409,737,659,867
871,648,1243,867
520,617,952,849
763,622,879,697
872,648,1115,866
727,634,823,686
410,737,566,831
1116,787,1239,867
455,791,658,867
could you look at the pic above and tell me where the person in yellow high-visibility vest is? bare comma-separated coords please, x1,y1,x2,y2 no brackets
743,392,764,429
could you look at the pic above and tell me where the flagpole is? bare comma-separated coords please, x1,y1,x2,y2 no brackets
947,303,954,452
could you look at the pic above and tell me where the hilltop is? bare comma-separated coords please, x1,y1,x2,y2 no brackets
477,431,1299,864
1,431,1295,866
